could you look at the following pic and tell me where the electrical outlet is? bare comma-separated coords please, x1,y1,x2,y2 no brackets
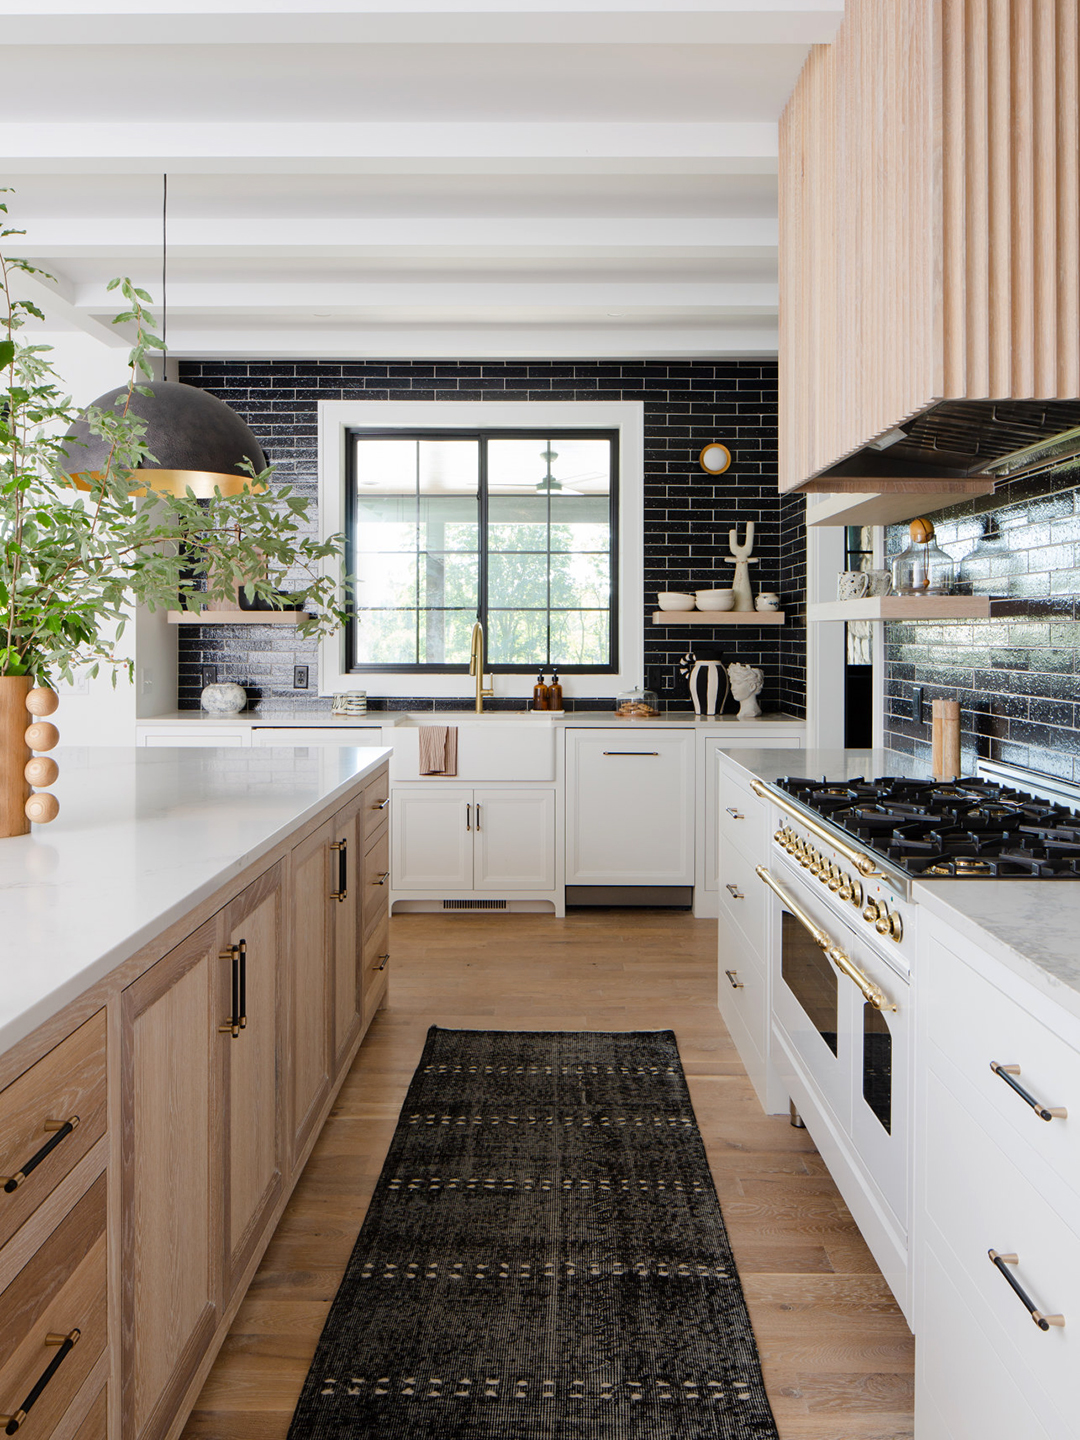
200,664,218,690
293,664,309,690
912,685,924,723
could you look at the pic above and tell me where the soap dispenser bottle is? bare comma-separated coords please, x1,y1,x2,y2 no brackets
533,669,550,711
548,669,563,711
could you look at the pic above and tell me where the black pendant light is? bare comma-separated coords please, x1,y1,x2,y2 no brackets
63,175,267,498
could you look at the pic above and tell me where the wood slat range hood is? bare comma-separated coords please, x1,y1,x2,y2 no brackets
780,0,1080,524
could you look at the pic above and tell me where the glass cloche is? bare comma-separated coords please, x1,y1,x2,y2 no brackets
891,517,956,596
615,685,660,718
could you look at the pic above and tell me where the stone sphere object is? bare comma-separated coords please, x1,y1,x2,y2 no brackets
201,682,248,715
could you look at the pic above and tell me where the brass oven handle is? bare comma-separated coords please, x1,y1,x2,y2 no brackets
755,866,897,1013
750,779,881,878
0,1329,81,1432
1,1118,81,1192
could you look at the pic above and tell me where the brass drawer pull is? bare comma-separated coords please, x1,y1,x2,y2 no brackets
724,969,744,990
988,1250,1065,1330
376,953,390,972
372,797,390,810
725,883,745,900
0,1328,80,1432
374,871,390,886
1,1117,80,1193
725,807,745,819
330,838,348,902
990,1062,1067,1121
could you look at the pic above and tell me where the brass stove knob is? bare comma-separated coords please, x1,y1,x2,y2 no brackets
849,879,864,908
863,899,882,924
876,910,904,943
827,868,843,891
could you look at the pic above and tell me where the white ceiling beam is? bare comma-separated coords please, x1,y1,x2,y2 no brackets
73,281,778,312
0,122,778,175
153,321,779,361
14,216,778,256
0,2,843,47
9,268,129,348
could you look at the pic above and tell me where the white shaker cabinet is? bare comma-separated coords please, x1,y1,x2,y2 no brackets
392,787,556,893
565,729,695,885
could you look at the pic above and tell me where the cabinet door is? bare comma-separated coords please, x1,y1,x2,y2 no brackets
330,794,364,1076
288,820,334,1163
565,731,695,884
474,789,556,890
221,864,285,1299
391,788,473,889
122,916,223,1440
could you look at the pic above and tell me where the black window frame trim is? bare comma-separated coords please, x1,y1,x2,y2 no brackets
343,426,620,675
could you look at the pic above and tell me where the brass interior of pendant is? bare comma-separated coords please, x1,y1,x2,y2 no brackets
67,469,268,499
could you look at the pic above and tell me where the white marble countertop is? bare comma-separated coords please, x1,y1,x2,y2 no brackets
139,708,805,730
0,744,389,1055
913,882,1080,1025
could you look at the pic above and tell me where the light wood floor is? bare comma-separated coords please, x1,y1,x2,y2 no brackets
181,911,915,1440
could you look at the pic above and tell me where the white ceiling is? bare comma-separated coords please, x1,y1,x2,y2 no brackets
0,1,843,360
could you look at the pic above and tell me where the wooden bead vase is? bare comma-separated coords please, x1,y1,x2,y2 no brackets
0,677,60,837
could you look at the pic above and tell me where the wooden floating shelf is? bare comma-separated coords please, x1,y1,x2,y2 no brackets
651,610,786,626
806,595,992,623
804,484,997,529
167,610,305,626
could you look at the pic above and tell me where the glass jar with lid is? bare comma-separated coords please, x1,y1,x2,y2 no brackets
891,517,956,595
615,685,660,718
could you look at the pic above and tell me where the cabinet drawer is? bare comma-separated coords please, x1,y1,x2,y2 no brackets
717,764,766,857
917,1238,1054,1440
70,1386,107,1440
717,835,765,958
717,908,766,1067
363,913,391,1020
362,829,390,938
0,1013,107,1253
0,1175,107,1440
362,768,390,843
924,1066,1080,1426
925,935,1080,1201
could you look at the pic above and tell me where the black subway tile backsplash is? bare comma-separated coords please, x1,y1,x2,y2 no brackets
176,358,805,717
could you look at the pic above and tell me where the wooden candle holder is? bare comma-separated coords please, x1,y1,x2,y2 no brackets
0,679,60,837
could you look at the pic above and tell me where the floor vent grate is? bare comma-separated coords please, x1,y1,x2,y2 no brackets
442,899,508,910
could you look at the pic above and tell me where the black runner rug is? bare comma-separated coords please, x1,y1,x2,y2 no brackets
288,1027,780,1439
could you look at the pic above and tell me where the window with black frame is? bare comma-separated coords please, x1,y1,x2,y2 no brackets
345,429,617,673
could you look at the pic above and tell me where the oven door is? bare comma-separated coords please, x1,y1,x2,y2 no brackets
847,927,909,1230
767,864,852,1131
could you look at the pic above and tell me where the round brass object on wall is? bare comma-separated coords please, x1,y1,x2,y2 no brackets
698,442,732,475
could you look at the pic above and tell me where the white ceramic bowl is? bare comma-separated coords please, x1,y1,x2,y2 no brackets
657,592,696,611
695,589,736,612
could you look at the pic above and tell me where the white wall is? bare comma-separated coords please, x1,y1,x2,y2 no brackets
33,330,177,744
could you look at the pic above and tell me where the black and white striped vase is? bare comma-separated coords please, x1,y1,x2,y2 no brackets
688,660,729,717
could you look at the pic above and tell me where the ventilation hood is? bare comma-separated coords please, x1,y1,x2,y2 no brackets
813,398,1080,490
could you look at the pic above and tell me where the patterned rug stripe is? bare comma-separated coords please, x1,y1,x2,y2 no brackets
288,1027,780,1439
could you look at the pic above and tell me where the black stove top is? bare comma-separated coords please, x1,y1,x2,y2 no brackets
776,775,1080,878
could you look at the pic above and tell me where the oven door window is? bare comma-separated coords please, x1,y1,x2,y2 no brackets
862,1003,893,1133
781,911,838,1055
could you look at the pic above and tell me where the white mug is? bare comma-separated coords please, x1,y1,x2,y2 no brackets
837,571,871,601
864,569,893,597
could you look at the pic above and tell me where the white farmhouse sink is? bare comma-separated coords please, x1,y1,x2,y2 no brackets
391,717,556,781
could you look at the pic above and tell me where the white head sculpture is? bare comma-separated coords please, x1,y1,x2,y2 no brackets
728,662,764,719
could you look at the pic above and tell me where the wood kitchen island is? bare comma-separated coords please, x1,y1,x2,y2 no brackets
0,744,391,1440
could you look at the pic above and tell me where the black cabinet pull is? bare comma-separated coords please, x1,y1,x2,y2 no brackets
726,807,745,819
237,938,247,1030
990,1062,1067,1121
475,803,482,832
330,838,348,903
465,803,471,831
374,871,390,886
376,953,390,972
1,1117,80,1193
988,1250,1065,1330
602,750,660,756
0,1329,80,1433
724,970,744,990
725,883,745,900
372,796,390,811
